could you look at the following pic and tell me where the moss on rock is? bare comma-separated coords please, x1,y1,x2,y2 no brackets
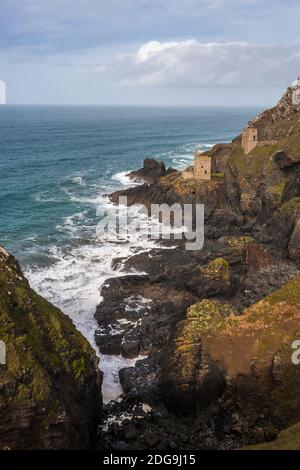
199,258,230,284
280,197,300,216
241,422,300,450
0,247,102,450
269,178,288,201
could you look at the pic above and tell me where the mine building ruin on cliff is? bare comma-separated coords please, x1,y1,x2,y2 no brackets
182,151,212,181
241,126,258,155
194,152,212,180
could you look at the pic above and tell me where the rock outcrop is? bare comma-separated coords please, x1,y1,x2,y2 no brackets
98,82,300,450
163,275,300,427
0,246,102,450
127,158,171,184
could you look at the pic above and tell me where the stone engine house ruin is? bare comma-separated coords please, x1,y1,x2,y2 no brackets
182,151,212,181
194,152,211,180
241,126,258,155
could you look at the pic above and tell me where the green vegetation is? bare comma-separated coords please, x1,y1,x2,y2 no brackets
0,249,98,432
200,257,230,283
267,274,300,306
231,144,278,178
241,423,300,450
280,197,300,216
269,178,288,201
225,236,253,256
184,299,231,334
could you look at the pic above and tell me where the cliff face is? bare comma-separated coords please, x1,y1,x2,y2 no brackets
163,275,300,427
0,246,102,450
110,84,300,264
99,85,300,450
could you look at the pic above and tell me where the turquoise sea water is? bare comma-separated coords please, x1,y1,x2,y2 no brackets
0,105,260,263
0,105,261,400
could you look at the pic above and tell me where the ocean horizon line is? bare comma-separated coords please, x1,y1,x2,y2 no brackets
0,103,266,109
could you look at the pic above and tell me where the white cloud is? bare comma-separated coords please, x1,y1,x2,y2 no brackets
115,40,300,88
135,40,180,63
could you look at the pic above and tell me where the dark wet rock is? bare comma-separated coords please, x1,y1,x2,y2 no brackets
119,357,161,403
273,150,299,169
95,236,260,359
232,261,299,311
124,424,138,440
98,83,300,450
127,158,169,184
96,397,256,450
110,440,130,450
210,143,233,173
145,432,160,447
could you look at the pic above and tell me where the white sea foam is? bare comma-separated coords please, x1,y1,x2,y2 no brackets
112,171,133,186
26,144,205,402
56,211,87,234
72,175,86,186
101,355,146,403
26,194,159,402
157,142,216,170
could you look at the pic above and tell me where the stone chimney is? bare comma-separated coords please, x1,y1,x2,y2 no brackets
242,126,258,155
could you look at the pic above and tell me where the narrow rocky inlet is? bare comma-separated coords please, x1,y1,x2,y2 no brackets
1,81,300,451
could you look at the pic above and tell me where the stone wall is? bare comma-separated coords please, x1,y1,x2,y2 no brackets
182,167,194,180
194,153,211,180
242,127,258,155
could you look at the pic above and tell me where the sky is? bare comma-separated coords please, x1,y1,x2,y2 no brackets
0,0,300,106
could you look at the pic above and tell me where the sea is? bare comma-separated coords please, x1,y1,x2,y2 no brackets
0,105,261,401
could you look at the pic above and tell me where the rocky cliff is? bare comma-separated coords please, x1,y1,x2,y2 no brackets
163,275,300,425
110,85,300,264
96,84,300,450
0,246,102,450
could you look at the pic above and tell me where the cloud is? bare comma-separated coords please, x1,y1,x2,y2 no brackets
115,40,300,88
1,0,300,54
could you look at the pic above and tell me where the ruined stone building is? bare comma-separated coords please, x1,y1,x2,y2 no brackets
182,151,212,181
241,126,258,155
194,152,211,180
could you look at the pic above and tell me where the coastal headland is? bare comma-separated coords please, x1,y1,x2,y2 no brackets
1,82,300,450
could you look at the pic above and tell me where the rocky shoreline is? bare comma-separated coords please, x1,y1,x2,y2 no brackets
95,85,300,450
1,83,300,450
